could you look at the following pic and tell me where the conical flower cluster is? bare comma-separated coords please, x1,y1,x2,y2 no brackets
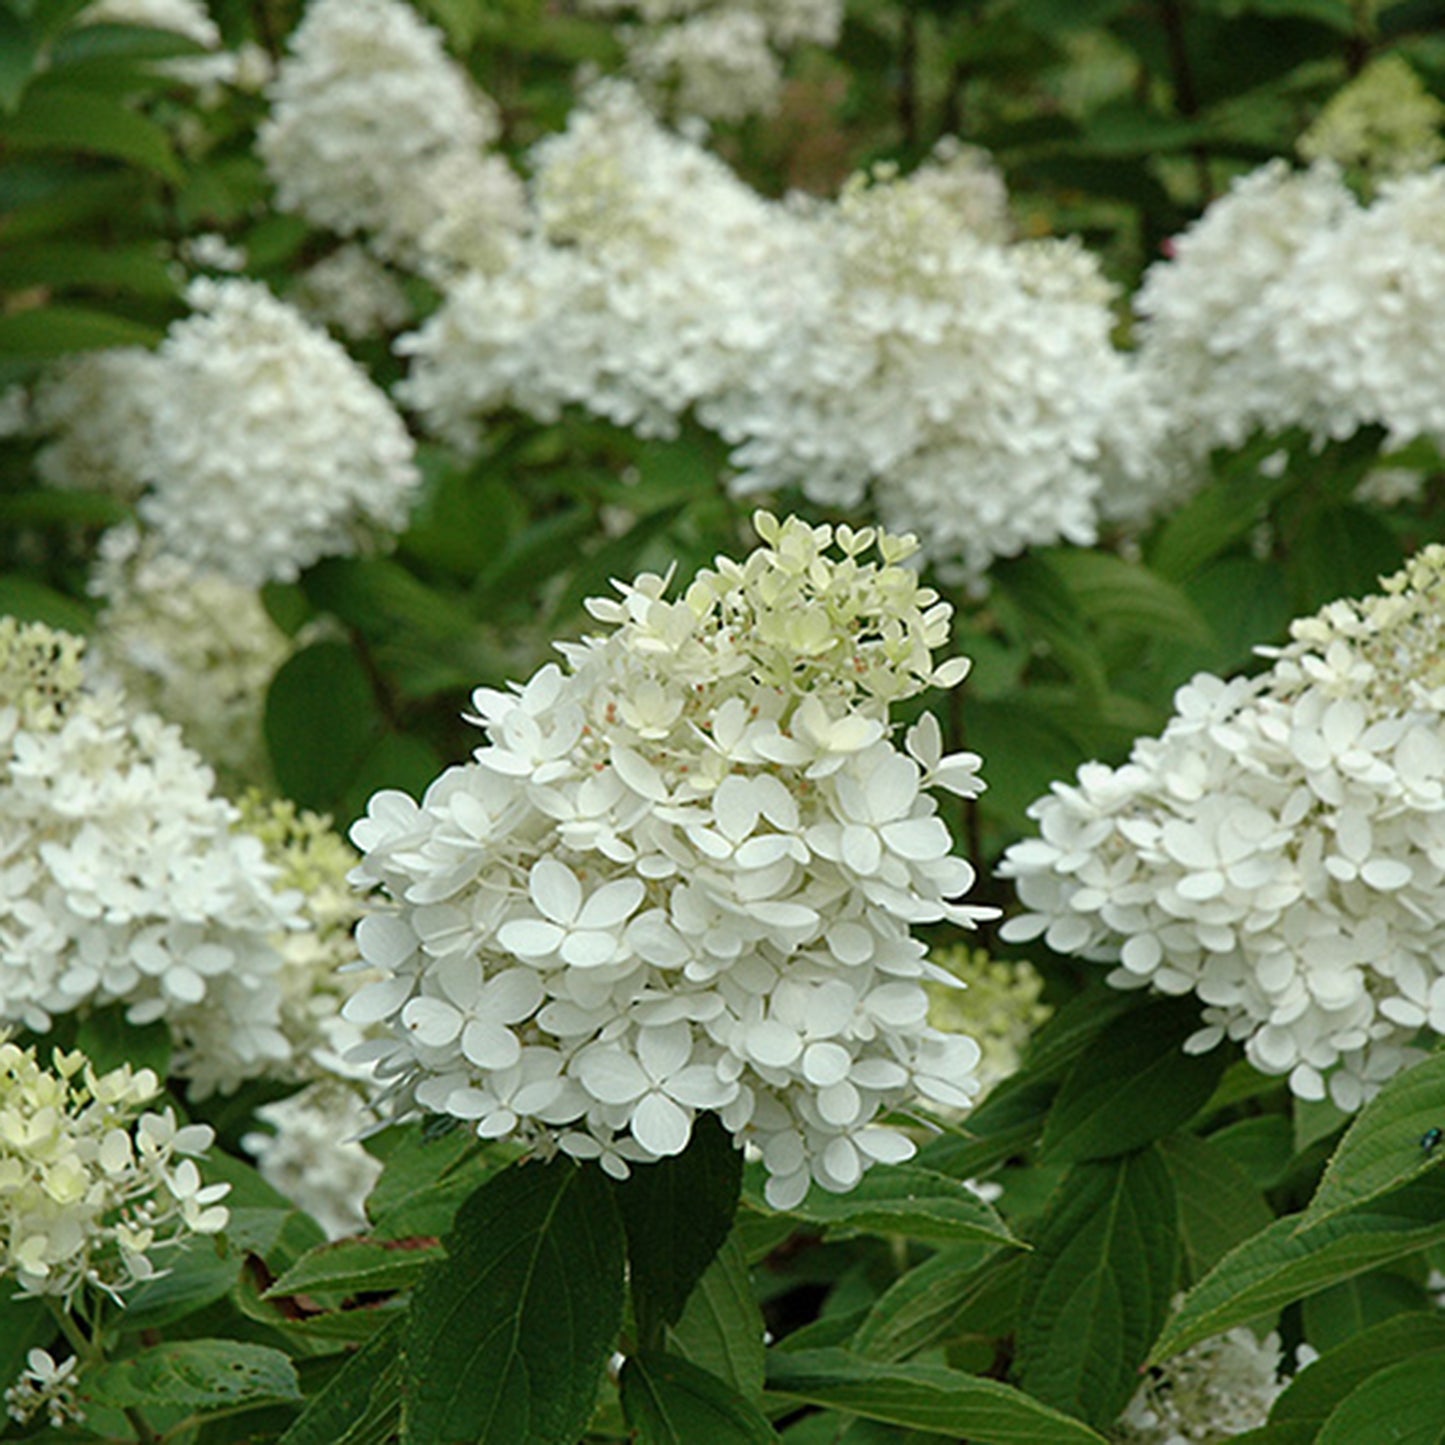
348,514,992,1206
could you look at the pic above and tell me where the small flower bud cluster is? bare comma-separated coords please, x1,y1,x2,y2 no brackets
0,620,302,1093
348,514,992,1207
1001,545,1445,1110
0,1039,228,1305
258,0,525,277
239,795,377,1082
5,1348,83,1430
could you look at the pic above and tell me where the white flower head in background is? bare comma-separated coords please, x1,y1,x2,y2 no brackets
925,946,1051,1097
87,526,293,790
347,513,993,1207
1298,53,1445,181
398,79,815,451
0,1038,229,1306
291,244,414,340
0,618,301,1093
1001,543,1445,1111
1116,1324,1290,1444
258,0,524,276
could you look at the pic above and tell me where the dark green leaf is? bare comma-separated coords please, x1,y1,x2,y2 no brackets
402,1157,626,1445
1287,503,1402,616
1042,997,1228,1163
277,1317,403,1445
83,1341,301,1412
765,1348,1109,1444
1270,1312,1445,1428
621,1353,780,1444
618,1112,743,1334
364,1123,517,1240
1159,1134,1273,1283
666,1234,766,1397
1315,1348,1445,1444
74,1004,170,1079
0,10,38,111
5,85,182,180
1302,1270,1430,1353
1016,1150,1178,1427
851,1244,1003,1363
264,1237,446,1302
1299,1049,1445,1231
0,577,94,635
1150,1171,1445,1363
1044,549,1215,650
0,304,162,356
783,1166,1021,1248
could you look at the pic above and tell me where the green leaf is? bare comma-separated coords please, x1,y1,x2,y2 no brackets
1159,1134,1273,1284
0,1294,52,1398
1287,502,1402,616
1042,997,1228,1163
277,1317,403,1445
83,1341,301,1413
1315,1348,1445,1444
1044,548,1216,650
618,1112,743,1335
666,1234,766,1397
0,239,175,297
264,641,383,813
1206,1115,1296,1192
0,304,161,356
1016,1149,1178,1427
364,1122,518,1240
621,1353,780,1444
74,1004,170,1079
1269,1312,1445,1428
0,10,39,111
765,1349,1110,1444
5,85,182,180
991,552,1107,695
402,1157,626,1445
1299,1050,1445,1232
1302,1270,1430,1353
782,1165,1022,1248
118,1234,239,1330
0,576,94,635
1149,1171,1445,1364
851,1244,1004,1363
265,1236,446,1302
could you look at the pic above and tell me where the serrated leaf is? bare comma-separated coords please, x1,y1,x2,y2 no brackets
1302,1270,1429,1352
1017,1150,1177,1427
782,1166,1021,1248
1299,1050,1445,1232
618,1112,743,1334
1159,1134,1273,1283
851,1244,1002,1363
402,1157,625,1445
765,1348,1110,1444
622,1353,780,1444
265,1237,445,1301
364,1122,517,1240
1269,1311,1445,1428
83,1341,300,1412
1042,997,1228,1163
666,1235,766,1397
277,1316,403,1445
1150,1171,1445,1364
1315,1348,1445,1444
5,85,182,180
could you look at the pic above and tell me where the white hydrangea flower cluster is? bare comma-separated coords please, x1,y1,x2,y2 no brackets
1298,54,1445,180
1000,545,1445,1111
1116,1325,1289,1444
1136,157,1445,489
0,1039,229,1305
0,619,302,1094
347,514,992,1208
398,80,814,450
291,244,414,340
577,0,842,121
242,1083,382,1240
238,795,377,1082
87,527,293,789
705,150,1168,576
258,0,525,277
34,279,420,586
5,1348,83,1431
925,947,1051,1096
